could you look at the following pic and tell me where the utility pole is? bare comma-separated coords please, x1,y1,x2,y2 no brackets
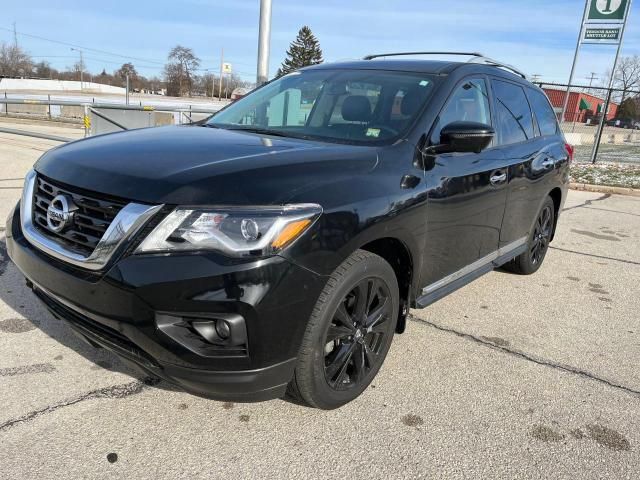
257,0,272,85
531,74,542,84
586,72,599,87
126,74,130,105
71,47,84,90
12,22,18,47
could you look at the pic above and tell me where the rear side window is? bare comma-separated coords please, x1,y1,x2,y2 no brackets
492,80,534,145
528,89,559,136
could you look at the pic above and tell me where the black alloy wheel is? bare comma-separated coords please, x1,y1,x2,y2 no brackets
287,250,399,409
502,195,556,275
530,205,553,266
323,277,393,390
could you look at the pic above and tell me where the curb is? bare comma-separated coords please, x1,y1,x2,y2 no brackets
569,182,640,197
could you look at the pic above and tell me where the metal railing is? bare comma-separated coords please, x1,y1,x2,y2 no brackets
535,82,640,164
0,94,225,140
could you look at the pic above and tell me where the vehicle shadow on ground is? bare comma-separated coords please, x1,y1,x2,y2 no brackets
0,237,184,395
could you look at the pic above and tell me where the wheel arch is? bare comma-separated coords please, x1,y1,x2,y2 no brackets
359,236,415,334
548,187,562,241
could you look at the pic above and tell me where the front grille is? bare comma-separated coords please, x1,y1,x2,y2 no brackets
32,176,126,256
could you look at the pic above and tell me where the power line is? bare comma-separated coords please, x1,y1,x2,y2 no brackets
0,25,166,65
1,25,256,80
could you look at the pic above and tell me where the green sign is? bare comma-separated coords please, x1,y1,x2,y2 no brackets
584,26,622,42
587,0,629,22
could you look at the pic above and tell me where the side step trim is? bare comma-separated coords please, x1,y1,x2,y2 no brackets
415,237,528,308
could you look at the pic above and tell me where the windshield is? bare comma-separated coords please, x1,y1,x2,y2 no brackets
207,69,439,145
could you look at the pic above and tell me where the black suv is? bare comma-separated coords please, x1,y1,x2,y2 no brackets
6,53,571,409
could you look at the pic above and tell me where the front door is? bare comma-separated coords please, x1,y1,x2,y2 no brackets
420,77,508,292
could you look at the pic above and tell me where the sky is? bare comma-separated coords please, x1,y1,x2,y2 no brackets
2,0,639,86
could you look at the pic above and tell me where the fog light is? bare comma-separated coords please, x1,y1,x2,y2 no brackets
215,319,231,339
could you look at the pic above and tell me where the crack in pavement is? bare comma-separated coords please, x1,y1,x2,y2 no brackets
582,206,640,218
562,193,610,212
0,363,55,377
0,377,161,432
408,315,640,399
549,246,640,266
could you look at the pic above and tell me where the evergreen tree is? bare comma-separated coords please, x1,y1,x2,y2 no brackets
277,26,323,77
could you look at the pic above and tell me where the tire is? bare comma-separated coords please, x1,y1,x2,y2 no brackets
502,196,555,275
287,249,399,409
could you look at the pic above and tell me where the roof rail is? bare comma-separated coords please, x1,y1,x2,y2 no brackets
466,56,526,79
363,51,484,60
362,51,527,79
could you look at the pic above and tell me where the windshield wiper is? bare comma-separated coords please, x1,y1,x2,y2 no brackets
222,126,292,138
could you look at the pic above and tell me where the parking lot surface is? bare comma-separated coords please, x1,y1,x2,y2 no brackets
1,121,639,479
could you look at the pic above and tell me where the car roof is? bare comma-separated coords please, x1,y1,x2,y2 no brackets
300,59,531,85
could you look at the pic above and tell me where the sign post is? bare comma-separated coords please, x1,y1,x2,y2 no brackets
589,0,632,163
561,1,590,124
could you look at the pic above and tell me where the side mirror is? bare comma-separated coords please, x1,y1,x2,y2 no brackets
439,121,495,154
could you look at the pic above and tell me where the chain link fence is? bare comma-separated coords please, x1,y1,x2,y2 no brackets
536,83,640,165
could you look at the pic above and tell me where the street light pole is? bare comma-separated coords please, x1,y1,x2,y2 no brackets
71,47,84,91
219,47,224,102
257,0,272,85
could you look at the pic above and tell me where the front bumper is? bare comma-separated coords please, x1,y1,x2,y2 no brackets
6,203,326,402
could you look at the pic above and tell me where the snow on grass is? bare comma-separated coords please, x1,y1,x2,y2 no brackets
570,162,640,189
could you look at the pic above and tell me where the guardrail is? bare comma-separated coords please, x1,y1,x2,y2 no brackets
0,126,73,143
0,95,221,114
0,95,224,140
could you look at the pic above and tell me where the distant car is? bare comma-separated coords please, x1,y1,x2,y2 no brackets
606,118,640,129
7,52,571,409
230,87,251,101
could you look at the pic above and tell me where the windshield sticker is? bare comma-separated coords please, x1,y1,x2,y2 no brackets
366,128,381,138
419,80,429,87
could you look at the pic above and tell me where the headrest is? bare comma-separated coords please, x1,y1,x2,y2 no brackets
341,96,372,122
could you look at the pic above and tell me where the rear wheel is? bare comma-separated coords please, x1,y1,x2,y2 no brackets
288,250,399,409
503,196,555,275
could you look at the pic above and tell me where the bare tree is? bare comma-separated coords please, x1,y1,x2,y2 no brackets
165,46,200,97
603,55,640,107
33,61,57,79
0,42,33,77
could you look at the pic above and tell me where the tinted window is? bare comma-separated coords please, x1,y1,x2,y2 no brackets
430,78,491,144
492,80,534,145
528,89,559,136
209,70,438,145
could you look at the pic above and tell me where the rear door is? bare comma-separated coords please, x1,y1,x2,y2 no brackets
420,76,508,290
491,79,562,247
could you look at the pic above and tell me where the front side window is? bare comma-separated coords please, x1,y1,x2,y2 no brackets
492,79,534,145
528,89,559,137
430,78,491,145
207,69,439,145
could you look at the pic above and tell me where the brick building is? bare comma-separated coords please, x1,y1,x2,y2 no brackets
542,87,618,123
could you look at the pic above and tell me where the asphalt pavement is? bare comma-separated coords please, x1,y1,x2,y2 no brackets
1,119,639,479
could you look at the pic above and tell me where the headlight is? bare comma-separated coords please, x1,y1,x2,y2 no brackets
136,204,322,257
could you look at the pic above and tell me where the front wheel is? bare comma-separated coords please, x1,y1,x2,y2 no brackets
288,250,399,409
502,196,555,275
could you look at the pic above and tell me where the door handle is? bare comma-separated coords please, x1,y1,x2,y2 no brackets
542,159,555,169
490,172,507,185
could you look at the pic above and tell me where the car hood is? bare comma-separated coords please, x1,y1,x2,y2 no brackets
35,125,379,205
